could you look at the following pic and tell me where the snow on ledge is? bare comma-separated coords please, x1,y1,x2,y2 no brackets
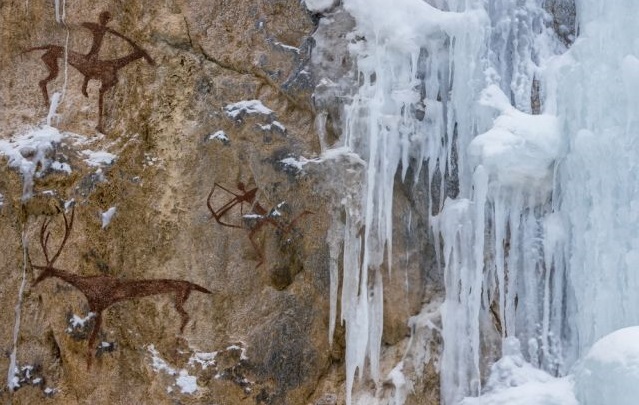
279,146,366,174
468,85,562,191
223,100,274,119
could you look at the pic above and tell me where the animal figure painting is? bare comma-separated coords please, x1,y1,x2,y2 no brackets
23,11,155,132
29,207,211,368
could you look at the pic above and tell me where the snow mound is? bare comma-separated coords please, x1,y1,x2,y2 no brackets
574,326,639,405
468,85,562,191
462,338,577,405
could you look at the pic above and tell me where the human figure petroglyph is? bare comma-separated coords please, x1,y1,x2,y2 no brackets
23,11,155,133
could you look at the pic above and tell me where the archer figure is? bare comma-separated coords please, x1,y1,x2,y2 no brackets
23,11,155,132
207,182,312,267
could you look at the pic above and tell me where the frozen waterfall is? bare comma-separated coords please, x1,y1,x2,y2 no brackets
324,0,639,403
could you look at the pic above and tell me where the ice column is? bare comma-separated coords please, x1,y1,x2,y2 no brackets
557,0,639,361
338,1,488,403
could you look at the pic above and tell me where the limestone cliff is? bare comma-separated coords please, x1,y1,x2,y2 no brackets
0,1,442,404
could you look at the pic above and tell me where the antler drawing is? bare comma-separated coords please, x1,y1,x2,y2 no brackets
22,11,155,132
207,182,312,267
29,206,211,368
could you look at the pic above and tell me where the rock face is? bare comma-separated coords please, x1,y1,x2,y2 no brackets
0,1,442,404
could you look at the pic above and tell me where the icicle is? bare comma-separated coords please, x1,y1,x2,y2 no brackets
50,0,69,122
8,229,29,392
54,0,65,24
327,215,344,345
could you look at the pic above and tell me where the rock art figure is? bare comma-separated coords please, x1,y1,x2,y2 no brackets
23,11,155,132
29,206,211,368
207,182,312,267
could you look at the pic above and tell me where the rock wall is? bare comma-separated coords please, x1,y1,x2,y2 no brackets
0,1,442,404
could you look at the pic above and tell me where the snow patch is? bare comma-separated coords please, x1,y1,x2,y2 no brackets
279,146,365,174
147,345,200,395
188,351,217,370
51,160,72,173
461,338,577,405
208,130,229,144
82,150,117,166
67,313,96,330
258,120,286,133
271,40,300,54
0,125,63,199
223,100,274,119
176,370,198,394
101,207,117,229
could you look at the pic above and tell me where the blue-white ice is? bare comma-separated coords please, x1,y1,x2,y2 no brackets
321,0,639,403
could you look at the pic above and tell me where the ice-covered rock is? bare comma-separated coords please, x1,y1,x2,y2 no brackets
573,327,639,405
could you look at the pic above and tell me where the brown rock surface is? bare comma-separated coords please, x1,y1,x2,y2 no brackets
0,1,442,404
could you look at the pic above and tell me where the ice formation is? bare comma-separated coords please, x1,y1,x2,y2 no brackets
573,327,639,405
324,0,639,403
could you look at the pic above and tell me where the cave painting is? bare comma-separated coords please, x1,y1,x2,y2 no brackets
206,182,312,267
23,11,155,133
29,206,212,368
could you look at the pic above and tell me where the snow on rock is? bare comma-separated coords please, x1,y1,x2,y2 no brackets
188,351,217,370
147,345,200,395
258,120,286,133
208,130,229,144
461,338,577,405
148,345,177,376
271,40,300,54
573,327,639,405
67,313,95,330
468,85,562,191
51,161,71,173
0,193,4,208
223,100,274,120
279,146,365,174
175,370,198,394
82,150,117,167
0,125,64,199
304,0,336,13
101,207,117,229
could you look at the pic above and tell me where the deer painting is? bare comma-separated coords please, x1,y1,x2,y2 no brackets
29,206,212,368
23,11,155,132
